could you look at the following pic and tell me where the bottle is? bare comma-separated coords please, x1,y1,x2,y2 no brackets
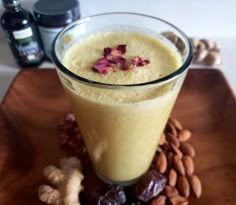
33,0,80,59
1,0,45,68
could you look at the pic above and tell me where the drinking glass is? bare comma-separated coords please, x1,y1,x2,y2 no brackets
52,12,192,184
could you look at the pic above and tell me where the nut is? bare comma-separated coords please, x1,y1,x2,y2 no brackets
156,146,163,153
190,37,199,49
168,152,175,169
189,175,202,198
159,133,166,145
174,155,185,175
193,49,208,63
204,51,222,65
165,185,178,198
182,156,194,176
180,142,195,157
151,195,166,205
178,130,192,142
200,39,215,50
212,42,221,52
170,195,188,205
169,118,183,131
162,143,171,152
169,169,177,187
166,122,178,138
162,31,178,45
170,143,183,158
166,133,180,147
176,38,186,54
196,41,206,50
155,152,167,173
190,37,222,66
177,176,190,197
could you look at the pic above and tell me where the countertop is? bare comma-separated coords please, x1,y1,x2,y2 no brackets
0,0,236,100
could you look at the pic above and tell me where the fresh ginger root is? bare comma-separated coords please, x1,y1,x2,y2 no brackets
38,157,84,205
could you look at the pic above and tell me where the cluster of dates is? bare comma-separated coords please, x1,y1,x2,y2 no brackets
82,170,166,205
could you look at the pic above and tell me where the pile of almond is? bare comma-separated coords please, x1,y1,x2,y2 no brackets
161,31,223,66
190,37,222,66
151,118,202,205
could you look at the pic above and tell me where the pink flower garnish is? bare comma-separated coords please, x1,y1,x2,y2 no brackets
116,44,126,54
93,45,150,74
107,55,126,65
103,44,127,57
103,47,112,58
93,58,114,74
131,56,150,67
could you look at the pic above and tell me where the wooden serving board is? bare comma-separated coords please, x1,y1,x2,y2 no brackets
0,69,235,205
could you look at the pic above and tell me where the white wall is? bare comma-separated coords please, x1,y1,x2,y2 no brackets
0,0,235,37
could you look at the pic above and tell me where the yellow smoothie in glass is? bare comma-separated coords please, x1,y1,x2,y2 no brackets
61,31,183,183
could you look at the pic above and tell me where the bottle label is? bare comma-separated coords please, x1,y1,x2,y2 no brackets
12,27,42,62
38,26,64,58
13,27,33,39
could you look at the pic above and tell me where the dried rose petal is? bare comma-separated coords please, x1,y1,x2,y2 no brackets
103,47,112,57
103,45,126,58
93,58,114,74
116,44,126,54
131,56,150,67
108,56,126,65
94,45,150,73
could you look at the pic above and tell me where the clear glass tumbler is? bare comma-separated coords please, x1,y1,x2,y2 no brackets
52,12,192,184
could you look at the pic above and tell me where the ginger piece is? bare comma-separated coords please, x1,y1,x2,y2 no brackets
43,165,64,186
38,185,62,205
64,170,84,205
38,157,84,205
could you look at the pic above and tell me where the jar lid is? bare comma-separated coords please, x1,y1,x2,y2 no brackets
33,0,80,27
2,0,20,7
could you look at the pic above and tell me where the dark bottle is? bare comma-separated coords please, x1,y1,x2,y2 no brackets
1,0,44,67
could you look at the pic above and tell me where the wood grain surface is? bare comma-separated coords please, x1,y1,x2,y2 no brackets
0,69,235,205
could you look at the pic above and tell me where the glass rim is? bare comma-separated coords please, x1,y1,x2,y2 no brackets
51,12,193,88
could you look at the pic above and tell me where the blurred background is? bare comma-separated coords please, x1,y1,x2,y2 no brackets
0,0,236,99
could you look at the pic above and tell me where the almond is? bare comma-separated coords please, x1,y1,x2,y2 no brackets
200,38,215,50
156,146,163,153
162,31,179,45
170,195,188,205
168,152,174,169
166,121,177,137
162,143,171,152
182,156,194,176
169,169,177,187
151,195,166,205
189,175,202,198
170,143,183,158
180,142,195,157
155,152,167,173
165,185,178,198
174,155,185,175
166,133,180,147
159,133,166,145
178,130,192,142
177,176,190,197
169,118,183,131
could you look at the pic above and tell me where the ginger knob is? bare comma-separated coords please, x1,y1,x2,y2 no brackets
38,185,62,205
